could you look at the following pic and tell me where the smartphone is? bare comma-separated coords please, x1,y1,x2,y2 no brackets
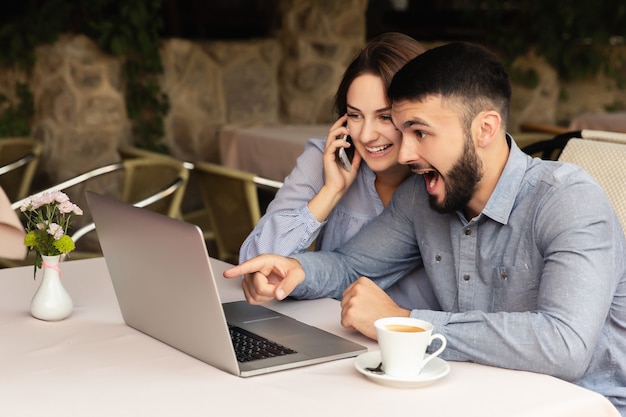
335,134,355,172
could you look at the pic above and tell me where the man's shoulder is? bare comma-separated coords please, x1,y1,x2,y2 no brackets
524,157,598,190
520,158,614,224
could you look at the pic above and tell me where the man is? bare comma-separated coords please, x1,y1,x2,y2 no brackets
224,42,626,414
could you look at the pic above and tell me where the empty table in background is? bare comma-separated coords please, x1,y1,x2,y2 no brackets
218,124,330,182
569,112,626,132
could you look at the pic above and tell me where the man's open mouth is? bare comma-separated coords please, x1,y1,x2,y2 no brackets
411,168,440,192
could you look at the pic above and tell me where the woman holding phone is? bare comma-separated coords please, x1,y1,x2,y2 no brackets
239,32,439,310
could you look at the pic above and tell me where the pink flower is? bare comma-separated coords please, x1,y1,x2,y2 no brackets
58,201,75,214
46,223,64,240
72,204,83,215
53,191,70,203
19,197,33,212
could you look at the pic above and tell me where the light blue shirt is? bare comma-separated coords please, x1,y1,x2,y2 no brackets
240,137,440,310
240,137,384,258
291,138,626,414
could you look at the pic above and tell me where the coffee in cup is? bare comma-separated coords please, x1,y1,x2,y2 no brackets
374,317,446,378
385,324,425,333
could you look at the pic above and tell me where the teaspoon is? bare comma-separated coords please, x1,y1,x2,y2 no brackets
365,362,384,375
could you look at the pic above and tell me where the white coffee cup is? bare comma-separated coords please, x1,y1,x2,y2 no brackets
374,317,447,378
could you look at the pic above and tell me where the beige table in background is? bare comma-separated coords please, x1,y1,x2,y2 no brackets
0,258,621,417
218,124,330,182
569,112,626,132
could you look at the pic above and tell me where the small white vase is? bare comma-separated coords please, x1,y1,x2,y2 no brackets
30,254,73,321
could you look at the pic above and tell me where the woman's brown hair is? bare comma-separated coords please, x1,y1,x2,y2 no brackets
333,32,425,117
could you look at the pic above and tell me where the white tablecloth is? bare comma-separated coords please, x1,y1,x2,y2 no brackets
218,124,329,181
0,258,620,417
569,112,626,132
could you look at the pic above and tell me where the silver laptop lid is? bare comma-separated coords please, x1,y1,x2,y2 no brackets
87,191,366,377
86,191,240,375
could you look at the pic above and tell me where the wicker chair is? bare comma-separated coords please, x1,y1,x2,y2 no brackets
192,161,282,264
558,136,626,234
1,157,189,267
0,137,42,202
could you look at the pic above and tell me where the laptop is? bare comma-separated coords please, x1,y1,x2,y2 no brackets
86,191,366,377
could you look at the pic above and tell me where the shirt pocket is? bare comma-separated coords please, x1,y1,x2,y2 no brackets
491,264,540,312
419,241,457,307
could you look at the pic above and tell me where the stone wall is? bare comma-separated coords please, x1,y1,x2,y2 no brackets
30,35,130,181
10,0,369,189
509,47,626,130
1,0,624,198
160,37,283,164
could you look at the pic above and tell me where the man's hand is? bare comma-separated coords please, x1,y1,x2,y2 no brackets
223,254,305,304
340,277,410,339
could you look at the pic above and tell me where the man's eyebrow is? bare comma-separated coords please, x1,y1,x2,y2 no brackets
402,118,428,130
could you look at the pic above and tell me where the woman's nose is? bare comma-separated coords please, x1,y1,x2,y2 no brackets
360,120,380,142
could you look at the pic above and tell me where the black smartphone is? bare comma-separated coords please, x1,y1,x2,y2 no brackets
335,134,355,171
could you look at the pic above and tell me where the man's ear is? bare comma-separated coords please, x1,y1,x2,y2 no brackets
475,110,502,148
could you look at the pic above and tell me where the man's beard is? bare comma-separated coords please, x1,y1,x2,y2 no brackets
429,132,483,214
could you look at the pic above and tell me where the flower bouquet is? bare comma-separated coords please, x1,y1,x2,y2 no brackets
19,190,83,277
19,190,83,321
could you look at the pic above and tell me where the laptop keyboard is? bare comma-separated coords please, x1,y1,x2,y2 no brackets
228,324,298,363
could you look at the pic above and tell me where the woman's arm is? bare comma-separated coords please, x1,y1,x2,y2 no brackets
239,118,363,263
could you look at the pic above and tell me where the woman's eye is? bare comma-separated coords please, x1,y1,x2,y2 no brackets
380,115,392,122
416,130,427,139
347,113,361,119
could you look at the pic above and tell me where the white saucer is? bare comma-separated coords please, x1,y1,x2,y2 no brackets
354,351,450,389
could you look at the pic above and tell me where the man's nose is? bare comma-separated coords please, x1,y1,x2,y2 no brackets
398,135,421,165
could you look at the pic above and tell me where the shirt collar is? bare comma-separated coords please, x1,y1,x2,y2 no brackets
480,133,529,225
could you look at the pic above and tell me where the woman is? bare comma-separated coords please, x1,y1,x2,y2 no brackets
239,32,439,310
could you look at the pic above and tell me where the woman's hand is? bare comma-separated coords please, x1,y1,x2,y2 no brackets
322,115,362,194
306,116,363,223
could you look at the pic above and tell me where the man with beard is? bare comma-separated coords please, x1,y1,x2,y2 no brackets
224,42,626,414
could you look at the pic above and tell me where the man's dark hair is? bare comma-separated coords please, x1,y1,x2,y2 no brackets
388,42,512,128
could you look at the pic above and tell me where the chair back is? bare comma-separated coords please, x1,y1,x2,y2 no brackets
0,138,42,201
520,131,582,160
2,157,189,267
580,129,626,144
120,158,189,219
192,162,263,263
558,139,626,234
118,144,219,242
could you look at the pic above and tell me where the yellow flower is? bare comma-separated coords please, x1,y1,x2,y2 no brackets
53,235,75,254
24,231,38,247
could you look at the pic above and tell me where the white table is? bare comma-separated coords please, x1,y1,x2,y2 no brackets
0,258,620,417
569,112,626,132
218,124,329,181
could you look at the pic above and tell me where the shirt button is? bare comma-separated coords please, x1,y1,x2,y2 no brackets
435,254,442,262
463,273,471,281
464,228,472,236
